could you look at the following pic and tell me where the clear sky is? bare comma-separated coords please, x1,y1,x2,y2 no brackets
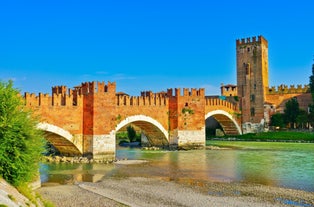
1,0,313,96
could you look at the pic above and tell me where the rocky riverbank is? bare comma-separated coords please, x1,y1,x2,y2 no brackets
42,156,126,164
36,177,314,207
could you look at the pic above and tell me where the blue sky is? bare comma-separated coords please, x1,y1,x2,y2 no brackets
1,0,313,95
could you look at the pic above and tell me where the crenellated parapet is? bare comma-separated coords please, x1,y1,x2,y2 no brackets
25,84,88,107
267,84,310,95
140,90,167,98
205,97,238,111
166,88,205,97
236,35,268,47
24,90,83,107
117,94,168,106
73,81,116,95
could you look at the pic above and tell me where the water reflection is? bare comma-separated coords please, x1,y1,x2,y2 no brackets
235,150,278,186
40,142,314,192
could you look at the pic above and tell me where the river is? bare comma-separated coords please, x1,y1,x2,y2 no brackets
40,141,314,192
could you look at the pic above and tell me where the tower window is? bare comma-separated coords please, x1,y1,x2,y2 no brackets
250,107,255,116
250,94,255,102
245,63,250,75
247,47,250,52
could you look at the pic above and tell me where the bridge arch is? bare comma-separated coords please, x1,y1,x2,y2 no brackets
205,110,242,135
115,115,169,146
37,122,82,156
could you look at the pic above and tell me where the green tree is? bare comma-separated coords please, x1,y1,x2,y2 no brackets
309,63,314,102
270,113,284,128
0,80,44,186
127,125,136,142
308,62,314,127
296,109,308,129
283,98,300,129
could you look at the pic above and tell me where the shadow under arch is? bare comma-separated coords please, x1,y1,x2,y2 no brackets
205,110,242,135
115,115,169,147
37,122,82,156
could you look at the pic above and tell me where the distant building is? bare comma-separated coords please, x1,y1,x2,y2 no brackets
220,84,237,97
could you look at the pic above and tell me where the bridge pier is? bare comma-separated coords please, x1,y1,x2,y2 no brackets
171,128,206,149
83,132,116,161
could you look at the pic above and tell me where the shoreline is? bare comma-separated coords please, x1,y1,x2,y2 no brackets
36,177,314,207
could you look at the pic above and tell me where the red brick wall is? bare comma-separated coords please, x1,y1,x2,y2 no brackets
266,93,312,114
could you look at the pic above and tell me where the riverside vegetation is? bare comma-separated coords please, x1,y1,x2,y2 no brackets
0,81,50,206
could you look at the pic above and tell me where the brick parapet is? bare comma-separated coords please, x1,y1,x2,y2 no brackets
167,88,205,97
75,81,116,95
267,84,310,95
205,97,238,111
236,35,268,47
24,92,83,107
117,95,168,106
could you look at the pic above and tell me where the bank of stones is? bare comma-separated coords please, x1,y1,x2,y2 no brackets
43,156,121,164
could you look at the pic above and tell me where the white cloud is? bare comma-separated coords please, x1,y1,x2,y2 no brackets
110,73,136,80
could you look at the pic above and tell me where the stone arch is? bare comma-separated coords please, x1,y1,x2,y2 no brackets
37,122,82,156
115,115,169,147
205,110,242,135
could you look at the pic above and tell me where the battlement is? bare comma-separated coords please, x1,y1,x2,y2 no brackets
117,95,168,106
140,90,167,98
74,81,116,95
167,88,205,97
52,85,67,94
24,91,83,107
205,97,238,111
220,83,237,96
267,84,310,95
236,35,268,47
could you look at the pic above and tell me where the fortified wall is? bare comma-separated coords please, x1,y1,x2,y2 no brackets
24,81,239,159
264,84,312,125
24,86,84,155
220,83,312,130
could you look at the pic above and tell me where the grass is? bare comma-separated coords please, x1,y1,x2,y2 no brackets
17,184,55,207
209,131,314,142
7,194,15,201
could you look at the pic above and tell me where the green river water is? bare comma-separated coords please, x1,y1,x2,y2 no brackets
40,141,314,192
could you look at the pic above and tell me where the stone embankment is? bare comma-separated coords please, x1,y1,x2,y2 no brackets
0,178,44,207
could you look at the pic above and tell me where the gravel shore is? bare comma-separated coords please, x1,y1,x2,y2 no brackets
36,177,314,207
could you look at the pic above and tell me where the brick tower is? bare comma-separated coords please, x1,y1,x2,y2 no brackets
236,36,269,133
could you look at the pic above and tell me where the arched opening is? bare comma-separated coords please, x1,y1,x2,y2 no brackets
205,110,242,137
205,116,224,138
115,115,169,148
37,123,82,156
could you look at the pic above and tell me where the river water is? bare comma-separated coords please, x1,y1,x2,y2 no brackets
40,141,314,192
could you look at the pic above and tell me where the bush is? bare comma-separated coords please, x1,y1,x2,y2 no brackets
0,81,45,186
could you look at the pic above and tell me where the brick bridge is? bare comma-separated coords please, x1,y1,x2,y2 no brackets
25,81,241,160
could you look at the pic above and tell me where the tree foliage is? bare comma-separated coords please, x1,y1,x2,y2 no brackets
296,109,308,129
308,62,314,126
270,113,284,128
0,80,44,186
283,98,300,128
309,63,314,102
